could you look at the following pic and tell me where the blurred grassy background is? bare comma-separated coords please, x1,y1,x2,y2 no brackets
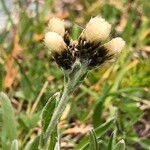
0,0,150,149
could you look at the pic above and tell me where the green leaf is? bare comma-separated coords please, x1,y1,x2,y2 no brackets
89,129,99,150
41,93,60,132
113,139,125,150
40,93,60,148
11,139,19,150
107,130,117,150
75,118,114,150
0,92,17,141
48,127,59,150
93,82,111,128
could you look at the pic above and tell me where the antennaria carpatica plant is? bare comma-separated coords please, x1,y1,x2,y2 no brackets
39,16,125,149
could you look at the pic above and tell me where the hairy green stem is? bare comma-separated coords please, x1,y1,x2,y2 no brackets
43,65,87,149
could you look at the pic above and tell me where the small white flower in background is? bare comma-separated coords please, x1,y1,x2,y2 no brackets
105,37,125,53
83,16,111,43
44,32,67,54
48,17,65,37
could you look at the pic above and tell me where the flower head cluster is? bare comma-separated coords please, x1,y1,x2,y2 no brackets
44,17,75,70
44,16,125,70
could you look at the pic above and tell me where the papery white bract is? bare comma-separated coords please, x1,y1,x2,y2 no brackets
44,32,67,54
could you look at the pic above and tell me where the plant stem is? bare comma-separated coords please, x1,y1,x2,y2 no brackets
43,66,87,149
44,83,71,140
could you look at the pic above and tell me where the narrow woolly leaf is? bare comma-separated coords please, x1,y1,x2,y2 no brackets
41,93,60,132
48,127,59,150
40,93,60,148
11,139,19,150
75,118,114,150
0,92,17,140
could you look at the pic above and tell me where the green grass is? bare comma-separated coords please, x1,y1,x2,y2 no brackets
0,0,150,149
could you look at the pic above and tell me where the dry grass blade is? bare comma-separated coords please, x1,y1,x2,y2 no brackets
4,32,23,88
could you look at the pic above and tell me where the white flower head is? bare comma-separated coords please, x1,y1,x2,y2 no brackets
48,17,65,37
44,32,67,54
83,16,111,42
105,37,125,53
